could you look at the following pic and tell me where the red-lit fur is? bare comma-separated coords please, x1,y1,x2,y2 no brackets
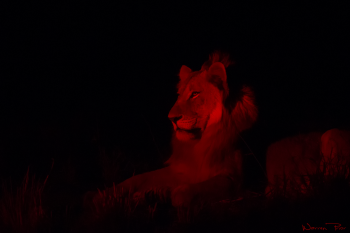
266,128,350,197
89,52,258,208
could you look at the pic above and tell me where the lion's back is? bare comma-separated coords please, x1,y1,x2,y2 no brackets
265,132,322,196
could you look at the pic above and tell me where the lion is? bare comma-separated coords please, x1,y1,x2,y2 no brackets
265,128,350,198
87,52,258,209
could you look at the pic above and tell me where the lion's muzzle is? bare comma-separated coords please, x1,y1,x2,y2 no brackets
176,118,197,130
169,108,197,131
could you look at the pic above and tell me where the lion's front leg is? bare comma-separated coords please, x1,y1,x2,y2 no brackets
107,166,186,200
85,166,184,211
171,174,240,207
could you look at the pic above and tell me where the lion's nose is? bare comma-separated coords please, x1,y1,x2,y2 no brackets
168,103,182,123
168,115,182,124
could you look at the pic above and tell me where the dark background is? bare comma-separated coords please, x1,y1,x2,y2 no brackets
1,2,349,192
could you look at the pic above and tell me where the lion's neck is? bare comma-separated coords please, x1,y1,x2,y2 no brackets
195,107,239,158
166,108,239,181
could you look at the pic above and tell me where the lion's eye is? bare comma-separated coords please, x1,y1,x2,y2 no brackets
190,92,200,99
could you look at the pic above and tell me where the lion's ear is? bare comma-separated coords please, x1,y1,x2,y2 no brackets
208,62,227,83
179,65,192,80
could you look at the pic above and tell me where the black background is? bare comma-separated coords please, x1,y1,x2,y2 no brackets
1,2,349,190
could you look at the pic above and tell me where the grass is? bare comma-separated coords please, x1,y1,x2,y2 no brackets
266,151,350,199
1,145,349,232
0,167,50,232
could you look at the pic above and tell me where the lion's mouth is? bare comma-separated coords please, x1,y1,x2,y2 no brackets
176,128,202,140
172,118,197,131
177,128,201,134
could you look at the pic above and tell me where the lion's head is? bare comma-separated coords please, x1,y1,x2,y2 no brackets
168,53,233,141
166,52,257,182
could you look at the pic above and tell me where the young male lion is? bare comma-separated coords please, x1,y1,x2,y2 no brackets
88,52,258,208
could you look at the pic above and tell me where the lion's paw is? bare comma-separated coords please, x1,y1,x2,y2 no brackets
82,190,98,211
171,184,196,207
132,191,142,200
